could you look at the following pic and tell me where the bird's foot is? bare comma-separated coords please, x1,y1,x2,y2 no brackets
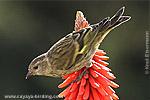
72,67,89,83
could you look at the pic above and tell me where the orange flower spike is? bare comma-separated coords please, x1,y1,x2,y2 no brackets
95,73,110,86
58,74,76,88
96,60,109,66
98,70,116,80
84,72,89,79
70,82,79,92
99,56,110,60
108,86,119,100
69,88,78,100
97,86,118,100
65,90,71,98
102,85,116,98
93,62,110,72
101,66,111,72
93,55,109,61
91,86,100,100
108,92,119,100
64,84,73,97
79,83,85,95
94,60,111,72
89,93,94,100
96,66,112,74
95,49,106,56
92,61,103,69
89,75,100,88
64,96,69,100
112,93,119,100
96,70,117,86
110,81,119,88
96,75,119,93
58,87,68,98
96,83,108,96
107,72,116,79
99,92,111,100
81,76,86,86
77,79,81,84
91,63,101,71
62,72,75,79
101,94,112,100
98,93,105,100
76,93,83,100
94,80,113,99
89,68,98,78
83,80,90,100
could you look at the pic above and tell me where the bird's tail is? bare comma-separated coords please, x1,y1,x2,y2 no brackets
74,7,131,56
93,7,131,43
108,6,131,31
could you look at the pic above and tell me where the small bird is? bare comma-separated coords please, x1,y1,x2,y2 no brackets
26,7,131,79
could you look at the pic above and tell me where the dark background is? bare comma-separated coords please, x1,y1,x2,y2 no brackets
0,1,149,100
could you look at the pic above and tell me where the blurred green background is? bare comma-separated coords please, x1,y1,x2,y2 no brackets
0,1,149,100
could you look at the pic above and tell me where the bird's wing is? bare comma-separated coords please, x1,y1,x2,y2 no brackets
47,33,79,70
48,7,131,70
47,27,98,70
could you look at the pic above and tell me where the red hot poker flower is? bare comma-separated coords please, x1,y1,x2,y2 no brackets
58,11,119,100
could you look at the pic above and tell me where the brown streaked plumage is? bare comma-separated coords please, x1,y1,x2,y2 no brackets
26,7,131,79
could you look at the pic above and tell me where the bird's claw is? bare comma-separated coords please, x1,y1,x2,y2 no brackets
71,67,89,83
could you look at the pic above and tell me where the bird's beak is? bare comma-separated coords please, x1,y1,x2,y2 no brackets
25,72,32,79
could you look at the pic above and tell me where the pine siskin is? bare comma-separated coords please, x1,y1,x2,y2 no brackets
26,7,131,79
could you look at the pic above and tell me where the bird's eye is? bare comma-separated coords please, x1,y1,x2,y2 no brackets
33,66,38,70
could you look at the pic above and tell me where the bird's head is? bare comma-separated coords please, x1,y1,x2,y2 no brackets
26,53,50,79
